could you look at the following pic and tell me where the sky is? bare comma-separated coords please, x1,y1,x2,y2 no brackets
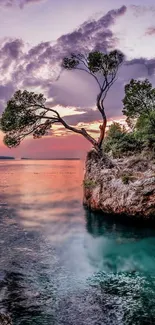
0,0,155,158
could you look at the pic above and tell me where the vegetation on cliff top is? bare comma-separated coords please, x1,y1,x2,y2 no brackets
103,79,155,158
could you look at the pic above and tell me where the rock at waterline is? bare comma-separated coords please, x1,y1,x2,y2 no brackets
83,150,155,220
0,314,12,325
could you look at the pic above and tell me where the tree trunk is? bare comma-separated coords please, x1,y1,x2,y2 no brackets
98,118,107,149
96,93,107,149
58,109,114,167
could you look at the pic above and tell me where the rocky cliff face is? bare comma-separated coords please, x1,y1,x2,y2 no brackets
83,150,155,220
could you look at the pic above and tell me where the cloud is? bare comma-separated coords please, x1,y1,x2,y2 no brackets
56,5,126,53
1,4,154,132
63,110,101,126
23,5,127,69
0,0,14,7
0,5,127,108
0,82,15,101
145,27,155,36
1,39,23,59
131,5,155,17
0,0,46,8
0,82,16,113
126,58,155,77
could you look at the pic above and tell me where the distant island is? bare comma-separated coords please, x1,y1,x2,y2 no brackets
0,156,15,160
21,157,80,160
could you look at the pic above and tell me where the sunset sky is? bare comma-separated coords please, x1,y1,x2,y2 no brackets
0,0,155,158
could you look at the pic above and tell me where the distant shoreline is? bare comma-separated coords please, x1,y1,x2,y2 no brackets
21,158,81,160
0,157,81,161
0,156,15,160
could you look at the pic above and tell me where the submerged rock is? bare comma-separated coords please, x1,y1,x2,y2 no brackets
0,314,12,325
83,150,155,220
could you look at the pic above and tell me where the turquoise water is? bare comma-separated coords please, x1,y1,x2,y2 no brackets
0,160,155,324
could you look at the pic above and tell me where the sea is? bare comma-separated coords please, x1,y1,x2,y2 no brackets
0,160,155,325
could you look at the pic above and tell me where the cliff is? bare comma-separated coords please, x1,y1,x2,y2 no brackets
83,150,155,221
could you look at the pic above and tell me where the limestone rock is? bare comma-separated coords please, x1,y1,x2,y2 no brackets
83,150,155,220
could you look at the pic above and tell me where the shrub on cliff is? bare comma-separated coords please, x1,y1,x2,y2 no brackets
103,123,142,158
134,111,155,151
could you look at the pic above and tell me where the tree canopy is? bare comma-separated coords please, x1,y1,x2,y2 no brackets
123,79,155,119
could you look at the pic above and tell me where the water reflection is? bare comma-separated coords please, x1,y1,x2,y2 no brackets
0,161,155,324
0,160,84,232
85,209,155,274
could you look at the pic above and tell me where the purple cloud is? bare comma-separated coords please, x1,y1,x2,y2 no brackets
0,0,46,8
145,27,155,36
15,5,126,92
19,0,46,9
0,0,13,7
1,4,154,129
56,6,126,53
21,5,127,72
0,39,24,77
0,82,15,100
126,58,155,76
5,5,127,103
1,39,23,59
0,82,15,113
131,5,155,17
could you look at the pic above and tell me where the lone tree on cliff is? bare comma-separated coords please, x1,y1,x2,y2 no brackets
0,50,124,152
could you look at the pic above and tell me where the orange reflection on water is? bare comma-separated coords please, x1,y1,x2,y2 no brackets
0,160,85,234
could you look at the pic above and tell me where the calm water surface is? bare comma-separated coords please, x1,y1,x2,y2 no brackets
0,160,155,324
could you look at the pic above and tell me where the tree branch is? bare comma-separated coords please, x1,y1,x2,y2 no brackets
58,116,98,147
35,107,99,148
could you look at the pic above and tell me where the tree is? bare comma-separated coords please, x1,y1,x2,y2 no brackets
0,50,123,152
123,78,155,124
134,111,155,149
63,50,124,148
122,78,155,149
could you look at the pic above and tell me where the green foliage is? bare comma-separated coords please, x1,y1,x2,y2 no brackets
121,173,137,185
87,51,103,73
88,50,124,75
62,54,79,70
103,122,142,158
123,79,155,151
121,174,130,185
62,50,124,77
83,179,97,189
122,78,155,119
135,111,155,149
106,122,125,139
0,90,52,148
